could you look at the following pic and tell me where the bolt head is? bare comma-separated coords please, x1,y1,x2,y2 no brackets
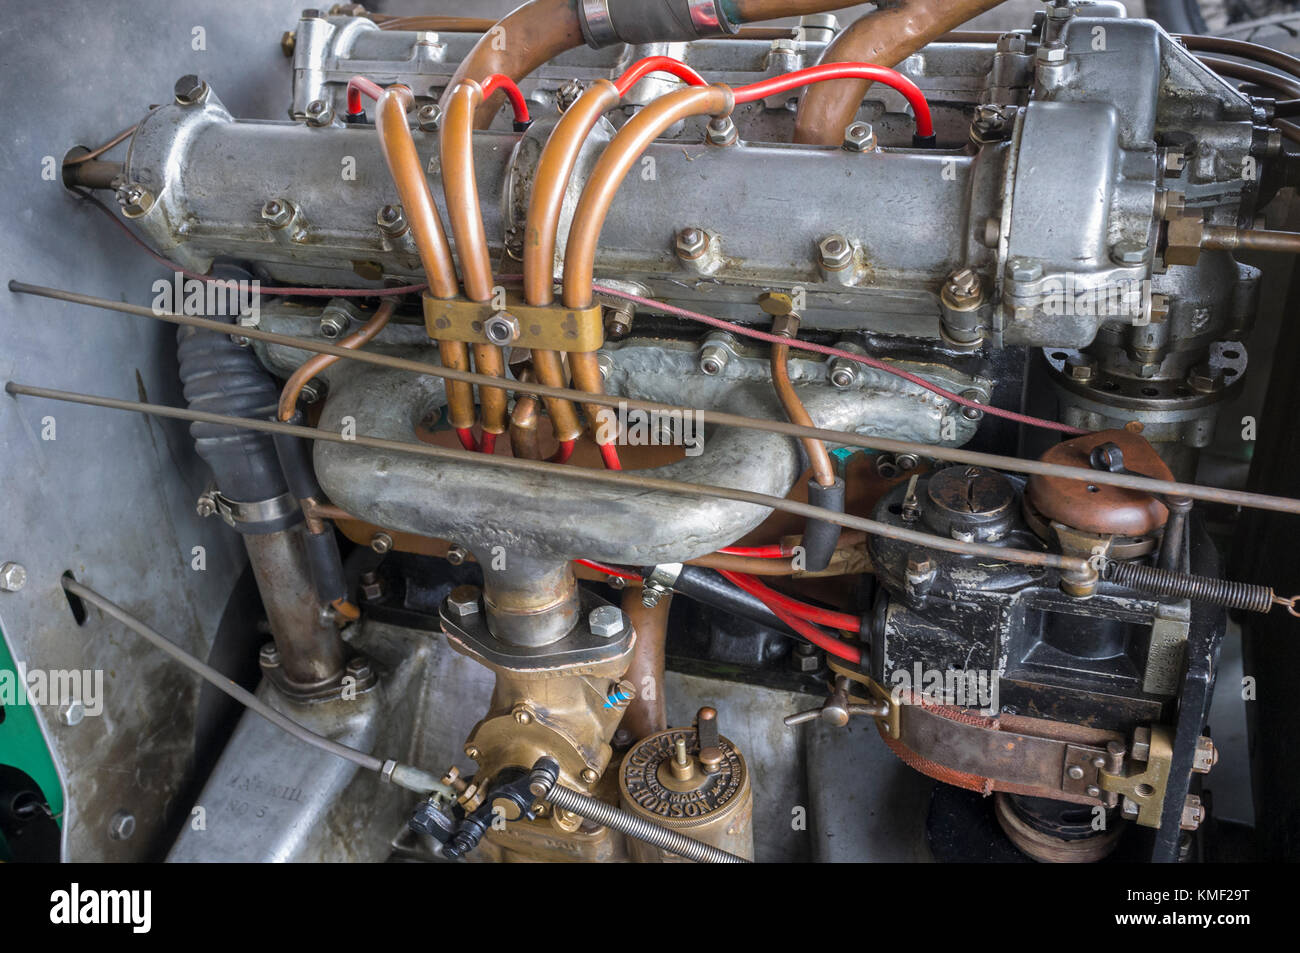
116,184,153,217
589,605,625,638
1187,365,1224,394
641,586,663,608
1065,355,1095,381
345,657,372,680
174,74,208,105
1005,256,1043,282
580,768,600,784
842,121,876,152
513,705,533,725
557,80,584,112
819,235,854,270
905,556,936,576
447,585,481,618
0,562,27,592
416,103,441,132
1111,242,1150,266
997,32,1027,54
1036,42,1068,64
675,227,709,260
59,700,85,726
262,199,293,228
108,811,136,841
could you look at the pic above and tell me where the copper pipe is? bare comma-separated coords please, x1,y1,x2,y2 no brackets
1203,225,1300,255
524,80,620,445
374,85,477,431
441,0,586,128
1197,55,1300,99
619,584,670,740
688,553,802,575
563,86,734,311
509,394,544,460
560,85,733,446
1180,34,1300,82
278,300,395,421
793,0,1009,146
442,81,509,436
771,340,836,489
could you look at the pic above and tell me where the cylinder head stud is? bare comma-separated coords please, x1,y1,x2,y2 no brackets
675,227,709,261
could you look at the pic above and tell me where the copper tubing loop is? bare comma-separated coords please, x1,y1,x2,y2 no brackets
278,299,396,421
523,80,622,445
562,85,735,445
374,85,477,432
442,82,510,437
619,585,671,740
793,0,1009,146
771,339,836,488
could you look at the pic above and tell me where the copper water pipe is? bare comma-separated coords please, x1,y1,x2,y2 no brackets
793,0,1009,146
619,585,670,740
442,82,510,438
278,300,395,421
561,85,734,442
374,85,477,433
771,341,836,488
445,0,860,129
523,79,622,445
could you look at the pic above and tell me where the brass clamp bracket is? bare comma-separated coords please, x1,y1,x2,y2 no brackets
423,292,605,352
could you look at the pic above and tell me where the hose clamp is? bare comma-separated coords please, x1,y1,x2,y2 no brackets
198,486,301,532
578,0,619,49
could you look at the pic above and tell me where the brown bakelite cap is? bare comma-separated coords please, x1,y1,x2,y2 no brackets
1026,429,1174,537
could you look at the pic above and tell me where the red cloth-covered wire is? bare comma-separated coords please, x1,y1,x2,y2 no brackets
455,427,480,452
550,439,576,464
599,443,623,470
574,558,642,582
347,76,386,114
732,63,934,138
614,56,709,96
479,432,497,455
480,73,531,123
720,570,861,633
719,543,790,558
762,595,863,664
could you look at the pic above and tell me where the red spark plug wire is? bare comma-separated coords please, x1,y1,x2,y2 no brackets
735,63,934,139
614,56,709,96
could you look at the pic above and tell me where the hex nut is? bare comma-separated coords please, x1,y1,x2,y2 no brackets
416,103,442,132
1111,242,1150,266
305,99,335,126
829,359,858,389
59,700,85,726
842,122,877,152
447,585,482,618
108,811,136,841
675,227,709,260
1005,256,1043,282
319,310,350,339
262,199,294,229
557,79,584,112
484,312,521,344
377,204,408,237
818,235,854,270
0,562,27,592
174,74,208,106
706,115,738,146
589,605,625,638
1036,42,1068,64
370,532,394,554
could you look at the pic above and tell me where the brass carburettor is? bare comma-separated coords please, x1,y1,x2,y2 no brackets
618,707,754,862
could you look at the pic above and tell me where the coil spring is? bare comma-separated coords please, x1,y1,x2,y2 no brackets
543,783,748,864
1104,561,1274,614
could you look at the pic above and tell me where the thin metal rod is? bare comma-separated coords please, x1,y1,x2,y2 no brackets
62,577,453,796
8,380,1092,574
10,279,1300,516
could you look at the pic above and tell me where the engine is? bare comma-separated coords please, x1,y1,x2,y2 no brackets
5,0,1300,868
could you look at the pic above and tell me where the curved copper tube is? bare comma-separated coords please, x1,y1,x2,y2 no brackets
446,0,859,128
793,0,1008,146
442,0,586,128
771,341,836,488
524,79,621,445
375,85,477,432
561,85,733,445
562,86,734,311
619,584,670,740
278,300,396,421
442,81,510,437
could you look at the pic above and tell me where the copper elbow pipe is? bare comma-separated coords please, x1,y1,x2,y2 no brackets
793,0,1009,146
561,85,733,443
562,86,734,311
619,585,671,740
525,80,621,446
771,341,836,488
508,394,544,460
442,81,509,436
278,300,395,421
441,0,586,129
375,86,477,431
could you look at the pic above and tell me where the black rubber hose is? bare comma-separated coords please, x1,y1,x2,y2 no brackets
802,476,846,573
658,565,798,637
176,322,295,525
274,412,347,605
